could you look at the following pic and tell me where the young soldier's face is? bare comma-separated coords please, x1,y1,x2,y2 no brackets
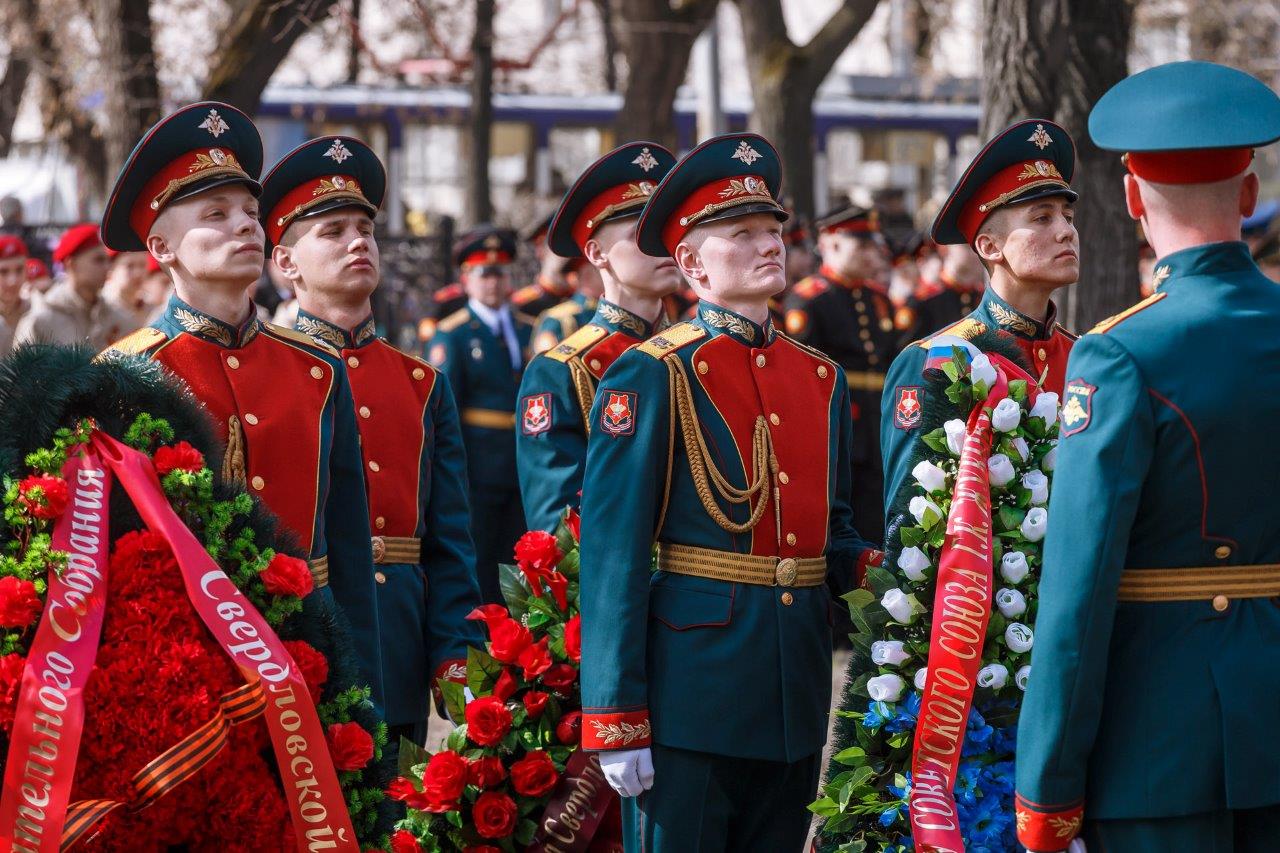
981,197,1079,289
277,209,379,305
0,255,26,304
678,212,786,303
591,219,682,297
819,230,887,281
150,186,265,289
66,245,111,292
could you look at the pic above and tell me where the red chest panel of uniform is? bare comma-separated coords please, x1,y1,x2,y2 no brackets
690,335,838,557
584,331,637,380
1015,331,1075,396
153,333,330,552
344,340,436,538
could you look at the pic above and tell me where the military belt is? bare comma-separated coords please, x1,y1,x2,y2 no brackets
307,556,329,588
845,370,886,391
656,542,827,588
462,407,516,429
1116,563,1280,605
372,536,421,565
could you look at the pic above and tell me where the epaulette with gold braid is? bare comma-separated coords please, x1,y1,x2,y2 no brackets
637,322,707,358
541,300,584,321
510,284,543,306
792,276,829,299
265,323,338,356
437,308,471,334
1088,292,1166,335
100,326,168,357
545,324,608,364
915,316,989,348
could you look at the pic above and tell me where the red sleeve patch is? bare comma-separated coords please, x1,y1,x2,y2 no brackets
894,386,923,429
599,390,637,436
520,392,553,435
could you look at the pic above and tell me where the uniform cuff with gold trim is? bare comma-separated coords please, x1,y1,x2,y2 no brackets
431,658,468,714
581,708,652,751
1015,794,1084,852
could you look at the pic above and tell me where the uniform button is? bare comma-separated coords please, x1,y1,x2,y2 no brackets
347,356,360,369
589,359,601,371
412,368,426,380
1037,347,1047,361
816,365,828,379
310,366,324,379
244,413,258,425
863,341,875,352
755,354,766,368
858,314,869,326
1215,545,1232,559
359,406,371,419
869,354,880,366
1212,594,1229,612
855,301,866,311
374,571,387,584
251,476,265,490
778,471,790,485
368,460,380,473
780,592,794,606
375,516,386,530
769,413,780,426
697,361,709,375
226,356,240,369
859,329,871,341
786,532,797,546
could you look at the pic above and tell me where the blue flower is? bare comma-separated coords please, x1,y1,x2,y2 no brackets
954,759,982,806
862,700,892,730
960,789,1013,849
961,706,994,756
886,692,922,733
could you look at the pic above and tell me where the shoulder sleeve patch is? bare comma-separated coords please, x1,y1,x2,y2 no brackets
1088,292,1167,335
637,322,708,358
265,323,338,355
544,324,608,363
437,308,471,334
917,317,989,348
101,326,168,356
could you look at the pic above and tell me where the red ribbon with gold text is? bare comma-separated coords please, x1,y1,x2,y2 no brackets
527,750,623,853
0,432,358,852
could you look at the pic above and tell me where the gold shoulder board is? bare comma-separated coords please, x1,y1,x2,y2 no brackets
545,324,609,363
437,308,471,334
266,323,338,355
1088,292,1167,335
637,322,707,358
916,316,989,348
101,326,168,356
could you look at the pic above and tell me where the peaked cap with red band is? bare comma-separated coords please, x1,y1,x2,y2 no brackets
636,132,788,258
816,204,880,236
931,118,1077,246
548,141,676,258
258,135,385,247
1090,60,1280,185
102,101,263,252
453,225,517,270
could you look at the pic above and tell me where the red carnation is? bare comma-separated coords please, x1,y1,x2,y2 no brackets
556,710,582,745
17,474,69,520
519,637,552,680
467,755,507,789
493,666,519,701
283,640,329,703
386,776,432,811
564,614,581,663
514,530,562,575
259,553,314,599
389,830,423,853
0,653,25,735
542,663,578,694
0,577,42,629
473,791,518,839
326,722,374,771
523,690,550,720
421,750,469,811
465,695,513,747
488,617,533,664
152,441,205,475
509,750,559,798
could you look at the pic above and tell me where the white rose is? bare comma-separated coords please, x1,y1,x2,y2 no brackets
881,588,916,624
867,673,906,702
987,453,1015,487
1000,551,1030,584
909,496,943,527
1031,391,1060,424
871,640,911,667
1005,622,1035,654
1021,507,1048,542
992,398,1022,432
977,662,1009,690
943,419,967,456
913,460,948,493
996,587,1028,618
1041,445,1058,472
913,667,928,691
897,546,931,582
1015,664,1032,691
1022,469,1050,505
1011,436,1030,462
970,353,997,387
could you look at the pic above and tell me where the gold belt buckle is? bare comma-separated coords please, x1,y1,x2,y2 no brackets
775,557,798,587
371,536,386,563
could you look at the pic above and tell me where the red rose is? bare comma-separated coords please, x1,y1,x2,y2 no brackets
326,721,374,771
472,791,518,839
565,508,581,543
0,577,42,629
467,755,507,789
523,690,549,720
17,474,68,520
488,617,533,664
519,637,552,680
542,663,578,694
556,710,582,745
152,440,206,475
386,776,432,810
509,749,559,797
514,530,562,574
421,750,469,811
465,695,513,747
389,829,423,853
493,666,519,701
0,653,25,735
283,640,329,703
564,614,581,663
259,553,314,599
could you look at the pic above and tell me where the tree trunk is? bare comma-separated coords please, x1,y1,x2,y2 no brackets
466,0,495,225
0,35,32,158
613,0,716,151
347,0,362,83
92,0,161,179
594,0,620,92
981,0,1135,331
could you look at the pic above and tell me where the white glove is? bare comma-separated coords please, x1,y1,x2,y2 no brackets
598,747,654,798
464,686,475,704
